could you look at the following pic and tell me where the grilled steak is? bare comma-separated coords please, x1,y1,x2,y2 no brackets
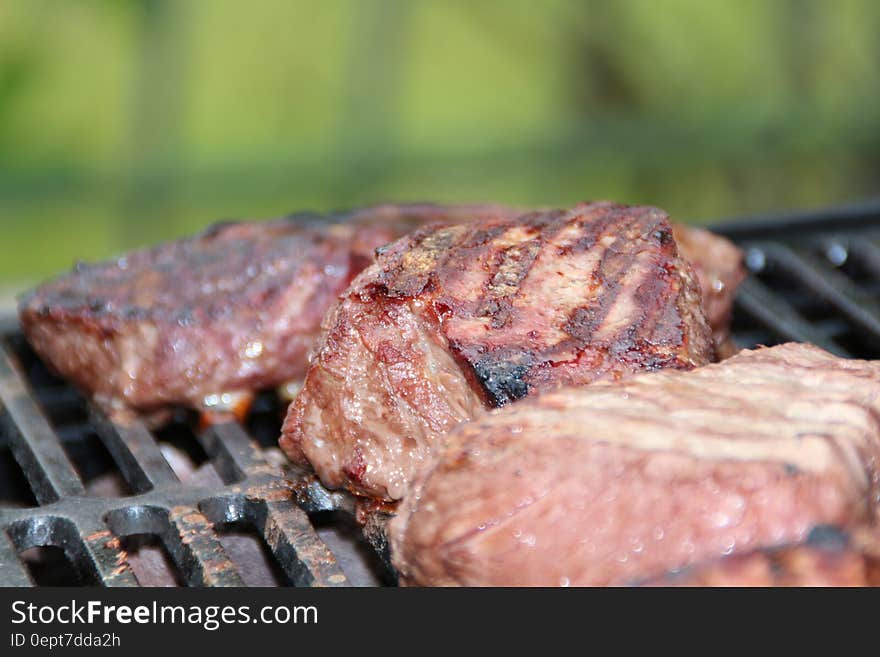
641,526,880,586
364,206,745,357
280,202,714,501
389,343,880,586
671,223,745,357
18,203,514,420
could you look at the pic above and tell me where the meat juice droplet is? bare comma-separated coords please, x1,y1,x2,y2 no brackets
244,341,263,358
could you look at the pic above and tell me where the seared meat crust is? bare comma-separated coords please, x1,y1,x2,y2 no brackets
281,202,714,500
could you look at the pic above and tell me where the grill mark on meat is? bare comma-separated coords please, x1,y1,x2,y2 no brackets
442,205,709,401
480,239,541,329
591,215,680,347
465,218,598,404
376,225,468,300
519,212,696,380
545,211,638,343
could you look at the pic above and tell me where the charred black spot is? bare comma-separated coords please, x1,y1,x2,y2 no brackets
472,357,530,406
653,228,673,245
805,524,850,550
470,224,510,245
361,281,391,299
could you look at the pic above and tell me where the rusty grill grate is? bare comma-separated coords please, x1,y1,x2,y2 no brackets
0,322,374,587
2,199,880,587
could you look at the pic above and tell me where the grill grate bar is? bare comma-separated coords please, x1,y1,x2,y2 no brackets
198,484,350,587
199,421,265,484
259,499,348,587
90,410,180,493
1,324,352,587
0,346,85,503
847,236,880,280
0,529,33,586
5,515,137,587
76,523,139,587
32,387,86,417
733,277,850,356
165,506,246,587
757,242,880,342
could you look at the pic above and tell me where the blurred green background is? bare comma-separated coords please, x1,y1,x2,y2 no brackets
2,0,880,296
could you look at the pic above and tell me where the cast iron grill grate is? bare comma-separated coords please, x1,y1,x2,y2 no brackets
0,324,365,587
2,199,880,586
715,199,880,358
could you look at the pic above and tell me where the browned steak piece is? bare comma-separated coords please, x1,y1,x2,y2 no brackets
389,343,880,586
641,526,880,586
18,204,514,419
280,202,714,501
672,223,745,357
458,202,744,357
438,201,745,357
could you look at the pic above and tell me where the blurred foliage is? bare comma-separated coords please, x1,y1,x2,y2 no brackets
1,0,879,283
